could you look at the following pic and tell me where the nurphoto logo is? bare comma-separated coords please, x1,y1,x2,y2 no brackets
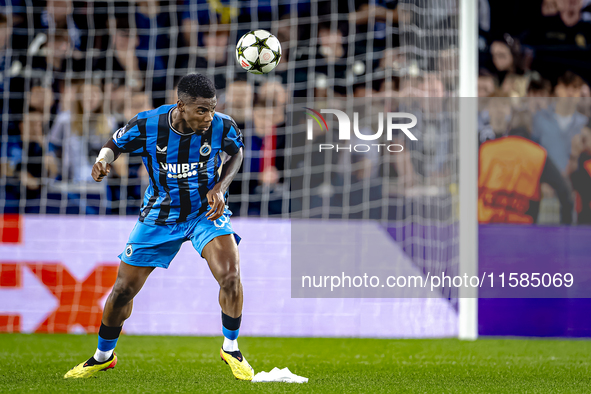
305,107,418,153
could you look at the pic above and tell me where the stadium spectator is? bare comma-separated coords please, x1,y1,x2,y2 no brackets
577,80,591,118
584,0,591,21
348,0,399,55
27,83,55,115
438,47,459,94
273,14,295,73
41,0,81,49
222,80,254,129
21,28,76,115
314,22,348,89
96,16,155,120
0,12,23,135
181,0,238,47
501,73,528,97
527,73,553,113
542,0,559,16
317,22,346,64
0,13,13,95
176,26,230,91
478,69,498,97
479,91,512,144
523,0,591,48
489,35,526,86
181,0,289,45
479,108,573,224
108,90,153,215
527,73,553,97
4,110,53,213
532,71,588,174
568,122,591,224
241,95,286,216
48,81,115,183
135,1,172,60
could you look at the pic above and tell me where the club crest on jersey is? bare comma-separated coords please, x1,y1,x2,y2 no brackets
125,244,133,257
199,143,212,156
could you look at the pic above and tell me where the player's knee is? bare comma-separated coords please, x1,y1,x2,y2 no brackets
110,282,136,306
218,268,240,292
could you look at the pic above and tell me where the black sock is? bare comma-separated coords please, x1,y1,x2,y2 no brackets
222,312,242,331
98,323,122,340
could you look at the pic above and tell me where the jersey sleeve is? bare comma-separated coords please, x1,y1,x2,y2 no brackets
222,119,244,155
112,115,146,154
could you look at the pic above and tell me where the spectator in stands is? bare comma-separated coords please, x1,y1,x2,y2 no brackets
27,83,55,115
222,80,254,129
568,122,591,224
240,93,286,216
577,80,591,118
181,0,238,47
479,90,512,145
181,0,289,46
0,12,22,135
501,73,528,97
584,0,591,21
48,81,116,183
542,0,559,16
175,26,230,91
108,90,153,215
532,71,588,174
42,0,81,49
96,17,160,121
479,91,511,144
273,14,295,74
524,0,591,49
4,110,54,213
348,0,399,55
24,29,74,114
479,107,573,224
315,22,348,87
527,73,553,113
478,69,498,97
135,2,172,60
0,13,13,96
489,35,526,87
317,22,345,64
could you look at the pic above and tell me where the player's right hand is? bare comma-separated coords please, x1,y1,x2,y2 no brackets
92,161,111,182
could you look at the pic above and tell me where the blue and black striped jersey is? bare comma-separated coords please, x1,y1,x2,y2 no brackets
112,104,244,225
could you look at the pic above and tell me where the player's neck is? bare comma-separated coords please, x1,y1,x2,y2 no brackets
171,107,196,135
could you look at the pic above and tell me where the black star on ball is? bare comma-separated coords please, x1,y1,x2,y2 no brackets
252,36,270,51
248,57,265,74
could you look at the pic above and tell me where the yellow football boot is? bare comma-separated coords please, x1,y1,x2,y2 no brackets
220,348,254,380
64,353,117,379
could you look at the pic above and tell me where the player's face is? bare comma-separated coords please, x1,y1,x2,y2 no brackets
179,97,217,133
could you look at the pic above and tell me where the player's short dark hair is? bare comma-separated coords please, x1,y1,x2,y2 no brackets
177,73,216,102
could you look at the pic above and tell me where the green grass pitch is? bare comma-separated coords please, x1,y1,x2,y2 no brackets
1,334,590,393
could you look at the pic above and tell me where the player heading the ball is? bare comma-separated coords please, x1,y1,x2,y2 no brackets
64,73,254,381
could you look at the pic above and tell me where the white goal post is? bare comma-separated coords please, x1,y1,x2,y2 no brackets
458,0,479,340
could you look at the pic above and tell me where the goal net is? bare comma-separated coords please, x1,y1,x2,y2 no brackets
0,0,462,336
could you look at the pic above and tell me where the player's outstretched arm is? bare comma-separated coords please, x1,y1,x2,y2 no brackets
92,140,122,183
206,147,244,221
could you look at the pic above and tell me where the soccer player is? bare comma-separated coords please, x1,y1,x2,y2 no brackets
64,74,253,380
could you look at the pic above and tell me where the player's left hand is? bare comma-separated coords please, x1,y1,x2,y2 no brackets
206,186,225,221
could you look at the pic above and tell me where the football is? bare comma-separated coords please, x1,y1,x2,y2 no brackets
235,30,282,74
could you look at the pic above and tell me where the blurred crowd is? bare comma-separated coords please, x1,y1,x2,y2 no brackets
0,0,589,224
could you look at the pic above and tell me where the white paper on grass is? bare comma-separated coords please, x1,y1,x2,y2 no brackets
251,367,308,383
